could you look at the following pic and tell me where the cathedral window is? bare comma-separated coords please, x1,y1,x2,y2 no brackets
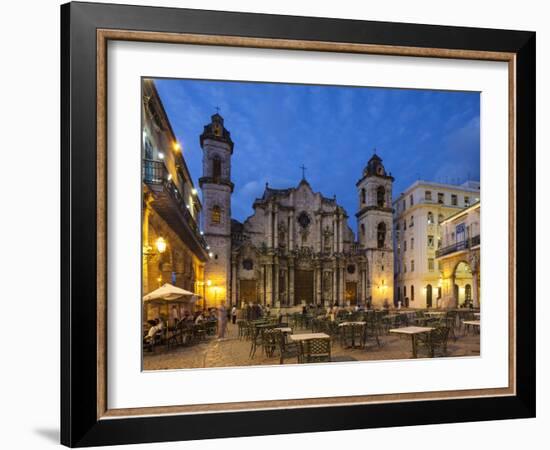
347,264,356,274
428,235,434,248
411,259,415,272
377,186,386,207
297,211,311,229
377,222,386,248
360,223,365,237
438,213,444,224
409,194,414,206
211,205,222,224
411,285,415,301
425,190,432,201
212,155,222,180
410,215,414,227
242,259,254,270
427,211,434,224
361,188,366,204
438,192,444,204
410,237,414,250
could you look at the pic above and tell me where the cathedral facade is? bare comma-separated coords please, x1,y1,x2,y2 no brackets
200,113,394,309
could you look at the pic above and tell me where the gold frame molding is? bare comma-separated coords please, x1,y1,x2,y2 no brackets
96,29,516,420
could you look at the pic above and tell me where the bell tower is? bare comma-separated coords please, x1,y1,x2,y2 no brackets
356,152,394,307
199,112,234,307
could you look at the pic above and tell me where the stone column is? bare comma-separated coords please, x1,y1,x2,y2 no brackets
260,264,266,305
472,271,480,308
289,261,295,305
360,269,366,304
338,215,343,253
273,259,279,307
289,211,295,251
265,262,273,306
273,206,279,249
231,258,238,307
340,265,346,305
267,203,273,248
317,215,323,253
332,268,337,304
142,194,154,295
315,264,322,305
281,268,287,306
332,220,338,253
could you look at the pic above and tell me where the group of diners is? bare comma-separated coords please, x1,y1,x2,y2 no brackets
143,304,228,352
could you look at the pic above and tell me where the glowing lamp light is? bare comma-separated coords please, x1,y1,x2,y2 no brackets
206,245,210,250
158,152,164,160
200,231,204,235
192,188,198,195
167,173,172,181
173,141,181,152
155,237,167,254
206,280,212,287
208,252,214,258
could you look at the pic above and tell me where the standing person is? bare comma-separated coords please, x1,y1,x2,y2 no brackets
171,305,179,330
231,305,237,324
217,303,228,339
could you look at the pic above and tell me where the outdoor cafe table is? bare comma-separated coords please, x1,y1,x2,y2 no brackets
338,322,366,348
337,321,366,327
462,320,480,334
389,326,434,358
424,311,445,317
274,327,292,334
289,333,330,342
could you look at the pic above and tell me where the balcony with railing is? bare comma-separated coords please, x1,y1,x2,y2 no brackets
435,234,480,258
143,159,209,259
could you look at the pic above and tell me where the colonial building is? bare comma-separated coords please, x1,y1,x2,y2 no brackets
199,113,394,309
141,80,209,315
436,202,481,308
393,180,480,308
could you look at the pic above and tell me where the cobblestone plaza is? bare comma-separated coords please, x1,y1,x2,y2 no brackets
143,319,480,371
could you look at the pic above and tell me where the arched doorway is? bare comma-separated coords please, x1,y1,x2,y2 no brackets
452,261,474,308
426,284,433,308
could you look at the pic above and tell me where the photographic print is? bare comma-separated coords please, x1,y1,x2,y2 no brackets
141,78,481,370
61,5,535,444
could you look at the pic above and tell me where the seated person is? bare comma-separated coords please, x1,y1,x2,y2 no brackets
194,312,204,324
144,318,163,347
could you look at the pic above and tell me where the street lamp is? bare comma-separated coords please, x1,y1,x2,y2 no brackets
155,237,167,254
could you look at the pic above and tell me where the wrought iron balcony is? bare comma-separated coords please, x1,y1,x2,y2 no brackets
435,234,480,258
142,159,209,257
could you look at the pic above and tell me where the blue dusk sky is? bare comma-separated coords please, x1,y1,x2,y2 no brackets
154,78,480,234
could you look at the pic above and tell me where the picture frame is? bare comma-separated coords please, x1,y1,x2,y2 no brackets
61,1,535,447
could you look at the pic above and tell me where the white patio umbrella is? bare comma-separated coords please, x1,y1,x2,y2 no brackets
143,283,198,304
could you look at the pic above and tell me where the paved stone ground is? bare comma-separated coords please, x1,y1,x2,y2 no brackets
143,323,480,371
